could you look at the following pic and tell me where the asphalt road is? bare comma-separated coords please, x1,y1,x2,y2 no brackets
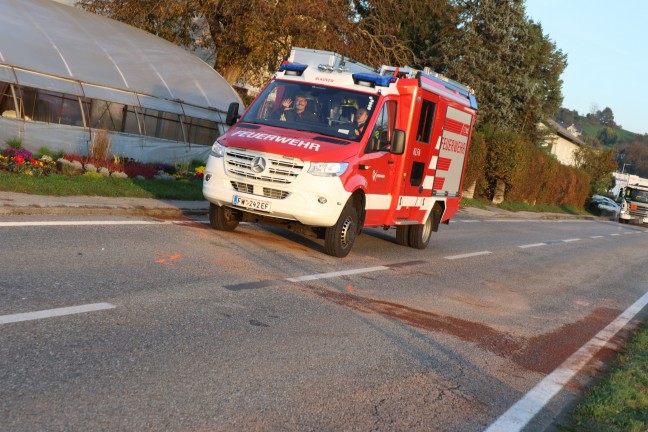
1,213,647,431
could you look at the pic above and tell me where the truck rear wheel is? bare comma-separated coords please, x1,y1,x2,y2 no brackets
209,203,239,231
324,204,358,257
408,216,432,249
395,226,410,246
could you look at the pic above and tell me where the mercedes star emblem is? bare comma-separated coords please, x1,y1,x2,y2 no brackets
251,156,267,173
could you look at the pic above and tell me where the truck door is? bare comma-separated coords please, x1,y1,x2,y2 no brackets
358,99,399,226
393,94,440,222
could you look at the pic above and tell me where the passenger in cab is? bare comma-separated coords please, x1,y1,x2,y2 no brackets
354,108,368,136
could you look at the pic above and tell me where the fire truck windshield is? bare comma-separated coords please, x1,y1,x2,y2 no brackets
240,80,377,143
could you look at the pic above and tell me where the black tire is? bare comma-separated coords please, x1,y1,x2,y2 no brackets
209,203,239,231
395,226,410,246
408,215,433,249
324,204,359,257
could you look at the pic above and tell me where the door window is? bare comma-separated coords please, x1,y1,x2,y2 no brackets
366,100,397,153
416,99,436,144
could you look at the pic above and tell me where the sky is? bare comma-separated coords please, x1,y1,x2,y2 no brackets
524,0,648,135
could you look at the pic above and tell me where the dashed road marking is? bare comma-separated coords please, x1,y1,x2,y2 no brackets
286,266,389,282
590,235,604,239
519,243,547,249
445,251,492,260
485,290,648,432
519,238,580,248
0,221,165,227
224,261,423,291
0,303,116,325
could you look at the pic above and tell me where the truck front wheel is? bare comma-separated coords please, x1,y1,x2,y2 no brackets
209,203,239,231
408,216,433,249
324,204,358,257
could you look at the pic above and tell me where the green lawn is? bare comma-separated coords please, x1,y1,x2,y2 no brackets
560,320,648,431
0,172,204,200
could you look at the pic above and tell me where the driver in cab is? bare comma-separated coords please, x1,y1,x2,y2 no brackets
275,95,318,122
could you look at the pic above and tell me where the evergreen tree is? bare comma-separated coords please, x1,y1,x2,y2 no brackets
437,0,566,136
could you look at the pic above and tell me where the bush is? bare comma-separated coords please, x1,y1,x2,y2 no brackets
5,137,23,149
90,129,111,161
472,126,592,208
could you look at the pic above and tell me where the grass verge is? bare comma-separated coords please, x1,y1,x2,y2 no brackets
560,319,648,431
0,172,204,200
461,197,591,216
497,200,587,215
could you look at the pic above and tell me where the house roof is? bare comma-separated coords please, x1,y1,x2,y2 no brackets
0,0,242,112
546,119,586,146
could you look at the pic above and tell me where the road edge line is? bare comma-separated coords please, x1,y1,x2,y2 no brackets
484,290,648,432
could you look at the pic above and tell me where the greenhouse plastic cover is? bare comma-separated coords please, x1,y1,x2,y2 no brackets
0,0,242,112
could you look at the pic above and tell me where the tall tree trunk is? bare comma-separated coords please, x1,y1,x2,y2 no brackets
463,179,476,199
492,179,506,204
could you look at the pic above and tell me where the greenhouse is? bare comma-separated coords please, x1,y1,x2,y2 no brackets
0,0,243,163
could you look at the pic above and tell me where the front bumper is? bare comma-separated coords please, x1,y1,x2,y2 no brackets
202,154,351,227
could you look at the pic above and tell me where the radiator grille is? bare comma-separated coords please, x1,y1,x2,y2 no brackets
225,149,304,184
230,181,290,200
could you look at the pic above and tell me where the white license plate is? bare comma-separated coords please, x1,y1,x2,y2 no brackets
233,195,271,211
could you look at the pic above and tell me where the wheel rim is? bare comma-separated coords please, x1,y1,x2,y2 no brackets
340,216,356,248
422,217,432,241
224,208,235,223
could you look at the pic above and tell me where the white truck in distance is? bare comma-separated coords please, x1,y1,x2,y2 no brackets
619,183,648,225
203,48,478,257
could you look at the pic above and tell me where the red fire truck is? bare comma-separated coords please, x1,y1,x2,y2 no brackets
203,48,478,257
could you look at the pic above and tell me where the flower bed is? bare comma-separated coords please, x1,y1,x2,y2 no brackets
0,146,205,181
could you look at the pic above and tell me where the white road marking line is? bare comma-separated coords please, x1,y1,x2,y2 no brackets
519,243,547,249
459,220,481,223
610,233,620,236
484,220,587,223
485,290,648,432
590,235,603,239
0,303,116,324
445,251,492,260
286,266,389,282
562,238,581,243
485,220,537,223
0,221,164,227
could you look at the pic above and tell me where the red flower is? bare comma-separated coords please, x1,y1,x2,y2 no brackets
13,155,24,165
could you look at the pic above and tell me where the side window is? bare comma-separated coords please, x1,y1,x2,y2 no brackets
416,99,436,143
366,100,397,153
89,99,125,132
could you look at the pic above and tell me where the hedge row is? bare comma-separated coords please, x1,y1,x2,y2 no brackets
464,128,590,207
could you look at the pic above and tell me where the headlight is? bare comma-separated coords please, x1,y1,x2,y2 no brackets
308,162,349,177
210,142,225,158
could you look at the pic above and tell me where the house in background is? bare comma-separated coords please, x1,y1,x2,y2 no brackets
539,119,586,167
0,0,243,164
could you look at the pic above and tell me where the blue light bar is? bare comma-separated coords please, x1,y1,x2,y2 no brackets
352,73,397,87
278,62,308,74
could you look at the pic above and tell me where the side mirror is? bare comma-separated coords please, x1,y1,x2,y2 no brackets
390,129,406,155
225,102,240,126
